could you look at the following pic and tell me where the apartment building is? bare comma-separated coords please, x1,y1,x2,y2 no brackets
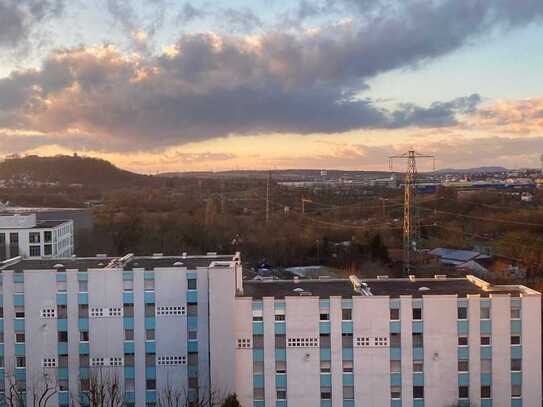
0,254,539,407
0,214,73,260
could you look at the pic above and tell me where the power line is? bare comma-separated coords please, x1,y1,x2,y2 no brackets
417,206,543,227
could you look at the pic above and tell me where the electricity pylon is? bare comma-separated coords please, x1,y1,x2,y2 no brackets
389,150,435,275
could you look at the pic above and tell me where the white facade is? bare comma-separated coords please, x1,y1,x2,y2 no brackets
0,214,74,260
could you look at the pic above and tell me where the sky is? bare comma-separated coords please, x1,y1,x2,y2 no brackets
0,0,542,173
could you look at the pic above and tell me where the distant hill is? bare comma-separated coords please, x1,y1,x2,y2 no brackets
162,169,398,180
433,166,508,174
0,155,153,187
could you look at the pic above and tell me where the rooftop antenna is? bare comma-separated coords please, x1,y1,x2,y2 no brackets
389,150,436,275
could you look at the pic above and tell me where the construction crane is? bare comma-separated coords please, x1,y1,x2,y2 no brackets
389,150,436,275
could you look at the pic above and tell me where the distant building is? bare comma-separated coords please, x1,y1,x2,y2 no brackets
0,213,73,260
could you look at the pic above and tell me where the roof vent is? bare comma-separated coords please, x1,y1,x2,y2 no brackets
207,252,217,256
377,275,389,280
408,275,416,281
152,253,163,257
419,286,431,291
182,252,187,258
173,261,184,267
434,274,447,280
53,263,65,269
293,287,304,292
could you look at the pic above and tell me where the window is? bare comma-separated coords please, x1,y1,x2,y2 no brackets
79,280,88,292
512,384,522,398
253,360,264,374
252,315,263,322
390,308,400,320
145,353,156,366
320,313,329,321
187,279,197,290
188,353,198,366
44,231,52,242
320,360,331,373
29,245,41,257
320,387,332,400
412,308,422,320
413,386,424,399
276,360,286,374
413,361,424,372
14,282,24,293
58,331,68,342
59,355,68,368
125,329,134,341
390,360,401,373
273,334,285,349
458,336,468,346
16,356,25,368
254,388,264,401
79,304,89,318
480,306,490,320
412,333,423,348
44,245,53,256
319,334,330,348
15,333,25,343
124,353,135,366
15,306,24,318
511,306,521,319
342,309,352,321
458,360,469,372
79,355,89,367
125,379,135,392
481,359,492,373
124,304,134,317
511,358,522,371
459,386,469,399
145,329,155,341
144,304,155,317
390,333,401,347
342,333,353,348
0,307,3,318
144,279,155,291
457,307,467,320
187,304,197,317
343,360,353,373
343,386,354,400
391,385,401,399
146,379,156,390
481,336,491,346
481,385,491,398
253,335,264,348
275,314,285,321
57,304,67,318
276,389,287,400
511,335,521,345
80,331,89,342
123,279,133,291
188,330,197,340
29,232,40,244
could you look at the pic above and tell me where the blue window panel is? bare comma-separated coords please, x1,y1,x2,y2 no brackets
187,291,198,303
15,368,25,380
145,341,156,353
413,373,424,386
320,348,331,360
253,322,264,335
123,271,133,280
390,347,401,360
457,347,469,360
457,298,468,307
57,319,68,331
144,292,155,304
275,374,287,388
56,293,67,305
58,343,68,355
319,299,330,309
275,349,286,361
124,392,136,403
274,300,285,310
187,271,197,279
187,341,198,353
145,318,155,329
390,373,402,386
15,344,25,356
253,374,265,388
391,400,402,407
341,299,353,309
123,318,134,329
457,320,469,334
187,316,198,330
59,392,69,405
14,319,25,332
275,322,286,334
144,271,155,280
458,373,469,386
78,293,88,304
0,323,3,332
319,322,330,334
480,320,492,334
13,294,24,306
252,301,263,311
511,372,522,385
320,374,331,387
458,401,470,407
0,294,3,304
80,368,89,379
58,368,69,380
389,321,401,333
56,273,67,282
13,274,24,283
79,342,89,354
511,346,522,359
342,322,353,334
511,320,522,334
124,367,135,379
276,401,287,407
343,400,354,407
413,400,425,407
412,321,424,333
78,272,88,281
79,319,89,331
145,367,156,378
481,373,492,385
123,292,134,303
343,373,354,386
390,298,401,309
413,347,424,360
145,391,156,403
320,401,332,407
342,348,353,360
511,399,522,407
0,344,4,355
480,399,492,407
188,366,198,377
254,402,265,407
481,346,492,359
253,349,264,361
124,342,135,353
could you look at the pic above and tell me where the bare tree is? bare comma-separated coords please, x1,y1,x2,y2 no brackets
1,367,57,407
71,368,124,407
156,377,239,407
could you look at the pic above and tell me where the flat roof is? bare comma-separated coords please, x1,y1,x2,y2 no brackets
33,220,71,229
240,277,530,298
1,254,237,272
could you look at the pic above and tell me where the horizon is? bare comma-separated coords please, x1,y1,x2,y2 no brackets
0,1,542,172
